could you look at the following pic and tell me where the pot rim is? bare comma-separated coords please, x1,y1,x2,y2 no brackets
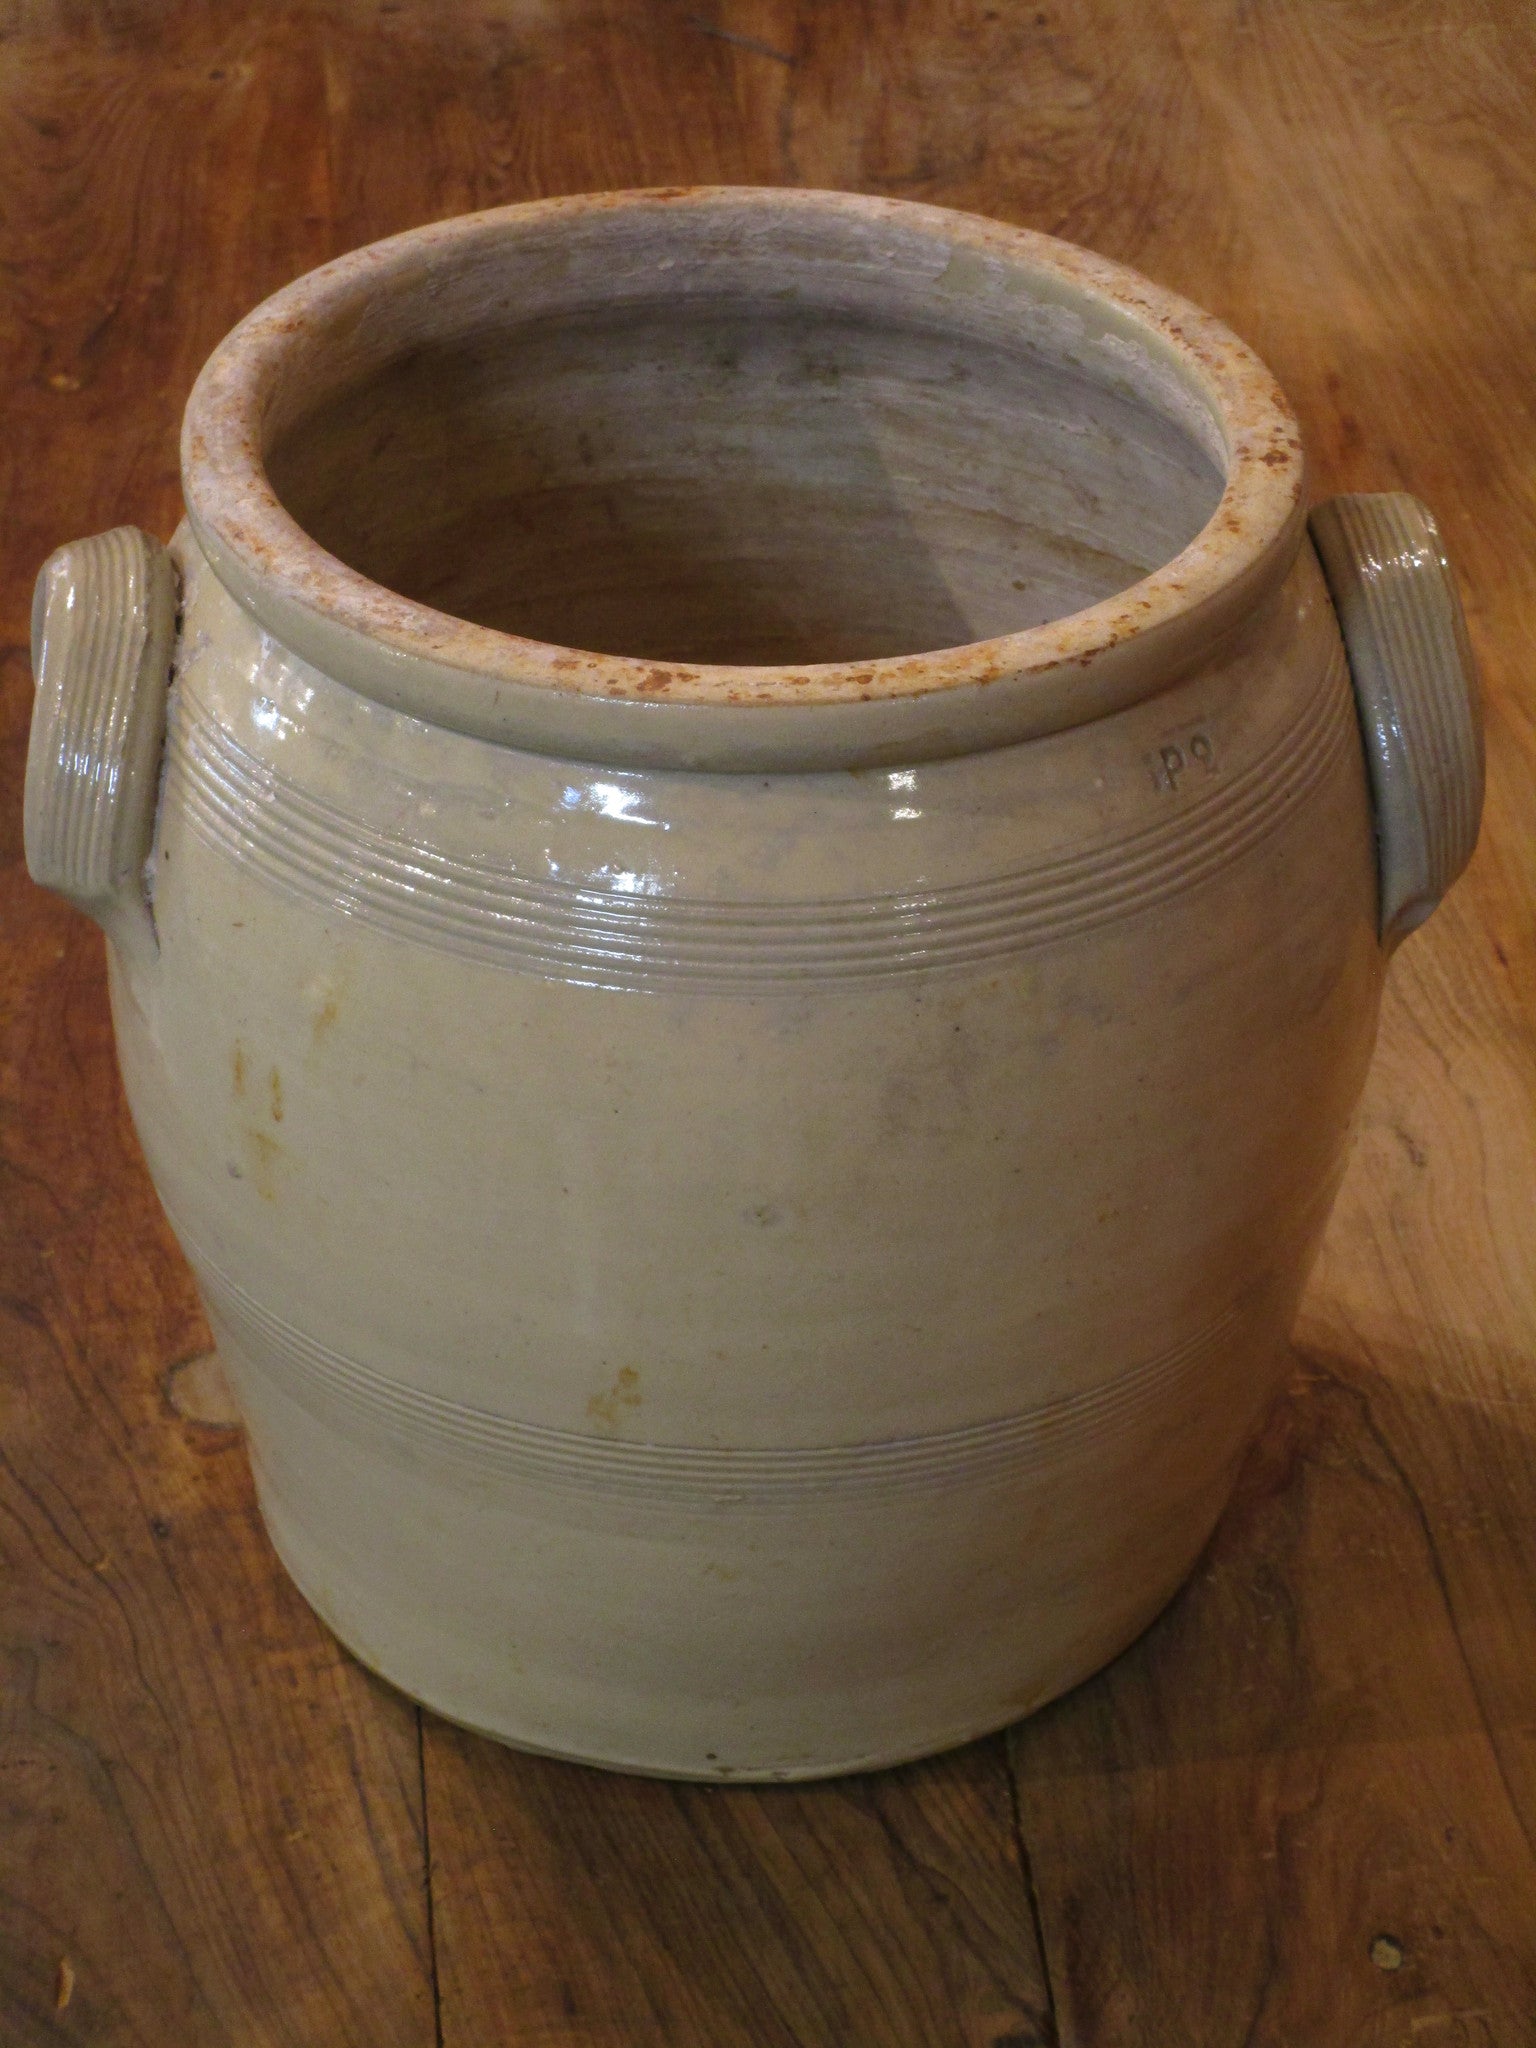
180,186,1308,771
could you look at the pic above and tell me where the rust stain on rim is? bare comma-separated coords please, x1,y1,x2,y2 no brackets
178,186,1307,743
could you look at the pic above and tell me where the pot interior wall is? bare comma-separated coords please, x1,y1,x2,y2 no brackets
267,299,1226,667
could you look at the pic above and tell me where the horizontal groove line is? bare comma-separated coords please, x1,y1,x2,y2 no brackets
178,639,1344,918
169,717,1349,980
175,728,1341,962
191,1249,1244,1505
165,653,1350,985
176,655,1342,931
170,776,1331,981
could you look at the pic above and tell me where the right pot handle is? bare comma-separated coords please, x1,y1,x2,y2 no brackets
1309,492,1484,950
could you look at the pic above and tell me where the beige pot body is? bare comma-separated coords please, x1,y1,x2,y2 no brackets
26,192,1482,1777
110,529,1376,1776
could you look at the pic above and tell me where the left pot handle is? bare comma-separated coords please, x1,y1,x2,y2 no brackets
1309,492,1484,950
25,527,179,967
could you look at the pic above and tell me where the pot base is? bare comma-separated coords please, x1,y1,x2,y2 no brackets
255,1475,1213,1783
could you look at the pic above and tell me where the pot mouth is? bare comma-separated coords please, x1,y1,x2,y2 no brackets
181,187,1306,771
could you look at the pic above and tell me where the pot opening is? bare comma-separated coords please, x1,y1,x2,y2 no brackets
262,219,1227,670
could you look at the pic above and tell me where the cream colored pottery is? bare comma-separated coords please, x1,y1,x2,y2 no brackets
25,189,1483,1780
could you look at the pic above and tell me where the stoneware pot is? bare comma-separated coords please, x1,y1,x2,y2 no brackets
25,188,1483,1779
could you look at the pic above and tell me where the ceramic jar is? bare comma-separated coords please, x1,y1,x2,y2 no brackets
25,189,1482,1778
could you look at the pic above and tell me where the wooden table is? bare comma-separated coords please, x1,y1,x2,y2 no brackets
4,4,1533,2041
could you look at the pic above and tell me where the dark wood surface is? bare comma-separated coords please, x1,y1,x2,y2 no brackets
3,3,1533,2042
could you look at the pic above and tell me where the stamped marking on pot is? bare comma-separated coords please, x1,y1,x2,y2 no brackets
1149,727,1218,792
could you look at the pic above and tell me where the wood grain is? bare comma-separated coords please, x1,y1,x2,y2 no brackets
1004,1,1536,2038
1012,1343,1536,2044
0,885,436,2045
426,1729,1052,2047
3,0,1533,2042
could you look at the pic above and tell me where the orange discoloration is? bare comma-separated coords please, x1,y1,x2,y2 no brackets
182,188,1305,737
586,1365,642,1428
232,1042,247,1097
242,1127,283,1202
269,1067,284,1122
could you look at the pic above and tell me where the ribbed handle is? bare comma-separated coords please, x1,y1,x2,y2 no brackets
25,527,179,964
1309,493,1484,949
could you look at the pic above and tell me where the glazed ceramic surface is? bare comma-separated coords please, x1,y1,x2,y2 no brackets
26,190,1483,1777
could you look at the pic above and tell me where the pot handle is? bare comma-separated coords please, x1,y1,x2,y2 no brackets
1309,492,1484,950
25,527,179,967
